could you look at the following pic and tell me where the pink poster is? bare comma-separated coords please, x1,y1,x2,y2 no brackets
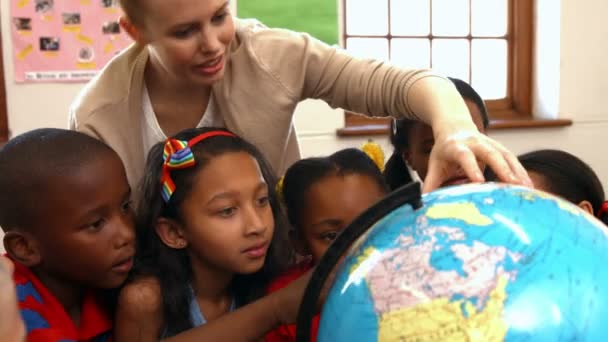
10,0,133,83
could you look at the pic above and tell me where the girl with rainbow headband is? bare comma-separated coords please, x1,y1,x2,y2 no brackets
115,127,302,341
267,143,390,341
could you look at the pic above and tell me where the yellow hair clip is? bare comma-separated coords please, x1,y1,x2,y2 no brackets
361,139,385,171
275,176,285,203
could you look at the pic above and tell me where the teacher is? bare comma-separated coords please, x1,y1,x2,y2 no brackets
69,0,530,193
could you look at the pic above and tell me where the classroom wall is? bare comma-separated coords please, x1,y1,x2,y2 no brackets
1,0,607,250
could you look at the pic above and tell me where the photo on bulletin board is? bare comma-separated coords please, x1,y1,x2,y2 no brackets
10,0,132,83
237,0,339,45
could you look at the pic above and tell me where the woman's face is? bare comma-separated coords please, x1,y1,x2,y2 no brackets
135,0,235,87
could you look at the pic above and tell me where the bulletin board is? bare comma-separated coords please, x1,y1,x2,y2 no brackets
10,0,132,83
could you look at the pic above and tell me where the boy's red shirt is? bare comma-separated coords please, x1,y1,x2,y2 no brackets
11,257,113,342
265,260,320,342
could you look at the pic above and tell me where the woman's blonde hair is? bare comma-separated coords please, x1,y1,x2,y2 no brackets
119,0,143,26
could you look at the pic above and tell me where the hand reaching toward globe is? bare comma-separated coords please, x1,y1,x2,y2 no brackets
424,123,532,193
272,265,338,326
271,269,312,325
0,256,26,342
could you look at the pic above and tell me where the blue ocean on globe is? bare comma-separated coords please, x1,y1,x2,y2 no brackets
317,183,608,341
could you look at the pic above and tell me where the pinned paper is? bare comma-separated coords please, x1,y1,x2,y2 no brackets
14,17,33,36
103,41,114,54
17,44,33,60
76,62,97,69
76,34,94,46
103,7,120,14
62,13,82,32
63,26,81,33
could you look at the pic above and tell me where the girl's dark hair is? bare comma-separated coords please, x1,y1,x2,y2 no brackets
281,148,389,228
516,149,607,224
449,77,489,128
384,118,417,191
134,127,293,335
384,77,489,191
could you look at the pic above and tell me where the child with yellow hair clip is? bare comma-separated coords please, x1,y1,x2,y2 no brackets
268,144,388,341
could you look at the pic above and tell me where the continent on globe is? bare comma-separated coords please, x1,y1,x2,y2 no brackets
377,276,509,341
357,221,521,341
425,202,493,226
362,226,520,313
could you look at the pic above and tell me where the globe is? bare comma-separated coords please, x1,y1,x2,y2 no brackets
296,182,608,341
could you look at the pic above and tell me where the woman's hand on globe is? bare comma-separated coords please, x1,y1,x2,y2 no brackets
423,126,532,193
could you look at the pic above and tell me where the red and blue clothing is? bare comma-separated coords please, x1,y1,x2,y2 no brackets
12,259,113,342
265,260,320,342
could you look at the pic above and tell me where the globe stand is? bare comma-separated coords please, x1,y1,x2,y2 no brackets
295,182,423,342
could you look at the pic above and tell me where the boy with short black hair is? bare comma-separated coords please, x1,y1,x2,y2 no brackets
0,128,135,341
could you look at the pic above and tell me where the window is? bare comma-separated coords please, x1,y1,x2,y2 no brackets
340,0,534,135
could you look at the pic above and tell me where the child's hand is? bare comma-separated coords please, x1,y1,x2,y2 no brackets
271,270,312,325
0,256,26,342
272,264,339,326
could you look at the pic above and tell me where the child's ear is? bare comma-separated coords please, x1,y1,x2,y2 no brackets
119,16,145,44
3,231,41,267
400,150,411,166
289,230,310,257
577,200,595,215
155,218,188,249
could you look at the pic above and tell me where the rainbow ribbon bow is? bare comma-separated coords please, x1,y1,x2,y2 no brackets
160,131,236,202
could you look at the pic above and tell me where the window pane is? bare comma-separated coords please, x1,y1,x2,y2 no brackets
432,0,469,36
472,39,507,99
432,39,470,82
472,0,508,36
391,39,430,69
346,0,388,36
390,0,430,36
346,38,389,62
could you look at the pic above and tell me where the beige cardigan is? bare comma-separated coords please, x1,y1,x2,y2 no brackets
69,19,439,189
